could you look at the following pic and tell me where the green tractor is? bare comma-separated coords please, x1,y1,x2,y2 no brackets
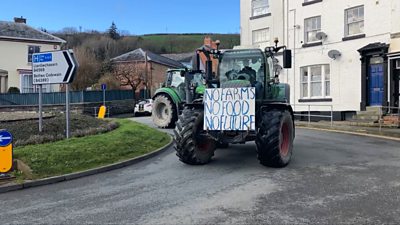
174,39,295,167
152,69,205,128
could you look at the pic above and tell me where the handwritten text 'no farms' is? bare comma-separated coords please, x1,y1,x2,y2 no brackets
204,87,256,131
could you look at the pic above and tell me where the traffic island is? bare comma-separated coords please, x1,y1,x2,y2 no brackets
0,119,172,193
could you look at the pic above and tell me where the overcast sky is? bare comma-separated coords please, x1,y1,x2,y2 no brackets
1,0,240,34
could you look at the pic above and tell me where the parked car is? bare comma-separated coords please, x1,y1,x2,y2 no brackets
134,99,153,116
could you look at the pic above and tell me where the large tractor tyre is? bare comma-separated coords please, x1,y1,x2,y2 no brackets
256,109,294,168
174,108,216,165
152,94,177,128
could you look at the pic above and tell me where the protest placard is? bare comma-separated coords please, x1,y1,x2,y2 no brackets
204,87,256,131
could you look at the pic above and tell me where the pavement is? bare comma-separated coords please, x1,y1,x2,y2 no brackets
296,120,400,139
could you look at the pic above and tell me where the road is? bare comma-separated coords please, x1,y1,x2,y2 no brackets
1,116,400,224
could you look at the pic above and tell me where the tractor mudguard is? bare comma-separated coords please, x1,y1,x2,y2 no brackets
153,88,182,104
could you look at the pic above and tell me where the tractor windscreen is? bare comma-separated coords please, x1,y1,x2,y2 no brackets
167,71,185,88
218,49,269,89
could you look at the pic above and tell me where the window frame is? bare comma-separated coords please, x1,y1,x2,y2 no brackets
251,0,270,18
252,28,270,46
344,5,364,37
28,45,41,63
304,16,322,44
300,64,331,99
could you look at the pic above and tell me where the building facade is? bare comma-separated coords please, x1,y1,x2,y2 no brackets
0,18,65,93
112,48,184,98
240,0,400,119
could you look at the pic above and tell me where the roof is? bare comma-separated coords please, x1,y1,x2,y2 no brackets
0,69,7,74
0,21,65,44
358,42,389,53
161,52,194,62
112,48,184,68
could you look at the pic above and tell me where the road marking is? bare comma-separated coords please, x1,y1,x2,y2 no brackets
0,135,11,142
298,127,400,142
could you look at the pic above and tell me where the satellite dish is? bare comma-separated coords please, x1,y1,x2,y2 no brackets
316,31,328,40
328,50,342,60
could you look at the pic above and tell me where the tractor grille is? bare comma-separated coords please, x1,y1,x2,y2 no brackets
220,80,251,88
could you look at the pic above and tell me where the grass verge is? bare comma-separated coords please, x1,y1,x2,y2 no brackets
14,119,170,179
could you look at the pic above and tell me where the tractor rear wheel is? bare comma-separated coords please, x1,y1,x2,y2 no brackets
152,94,177,128
256,109,294,167
174,108,216,165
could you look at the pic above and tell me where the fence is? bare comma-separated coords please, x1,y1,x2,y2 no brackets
291,104,334,127
0,90,134,106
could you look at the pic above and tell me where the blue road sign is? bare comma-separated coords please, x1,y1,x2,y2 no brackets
0,130,12,147
101,83,107,90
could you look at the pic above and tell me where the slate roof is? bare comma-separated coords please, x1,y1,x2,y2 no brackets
112,48,184,68
0,21,65,43
161,52,194,62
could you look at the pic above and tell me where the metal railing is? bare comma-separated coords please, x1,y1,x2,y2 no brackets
378,106,400,131
291,104,334,127
0,90,134,106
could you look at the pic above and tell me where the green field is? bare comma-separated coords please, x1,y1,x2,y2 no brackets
141,34,240,53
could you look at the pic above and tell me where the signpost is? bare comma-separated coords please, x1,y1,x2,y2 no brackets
101,83,107,107
32,50,78,138
204,87,256,131
0,130,13,173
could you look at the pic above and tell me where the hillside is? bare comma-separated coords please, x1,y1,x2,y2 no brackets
52,32,239,91
57,32,240,59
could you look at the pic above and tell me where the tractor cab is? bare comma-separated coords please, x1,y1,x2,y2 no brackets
218,49,273,100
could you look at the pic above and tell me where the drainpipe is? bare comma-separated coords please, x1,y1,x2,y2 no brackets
289,8,297,111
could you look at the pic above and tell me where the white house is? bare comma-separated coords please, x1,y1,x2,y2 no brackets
240,0,400,120
0,17,65,93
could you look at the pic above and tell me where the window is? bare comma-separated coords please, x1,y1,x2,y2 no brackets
300,64,330,98
252,0,269,17
20,73,52,93
21,73,34,93
304,16,321,43
252,28,270,45
396,59,400,69
28,46,40,63
345,6,364,36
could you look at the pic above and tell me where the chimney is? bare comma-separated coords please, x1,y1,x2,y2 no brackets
14,17,27,24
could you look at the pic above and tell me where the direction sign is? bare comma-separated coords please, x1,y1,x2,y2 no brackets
32,50,77,85
101,83,107,90
0,130,12,147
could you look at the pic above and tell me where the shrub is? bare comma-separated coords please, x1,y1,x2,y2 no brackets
8,87,20,93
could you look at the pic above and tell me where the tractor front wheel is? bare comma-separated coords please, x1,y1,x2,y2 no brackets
152,95,177,128
174,108,216,165
256,109,294,167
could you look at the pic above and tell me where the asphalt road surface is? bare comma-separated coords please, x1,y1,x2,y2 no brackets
1,116,400,224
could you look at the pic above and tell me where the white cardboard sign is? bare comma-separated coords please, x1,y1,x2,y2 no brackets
204,87,256,131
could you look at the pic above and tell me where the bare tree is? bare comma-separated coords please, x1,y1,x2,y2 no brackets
113,61,146,100
71,48,101,90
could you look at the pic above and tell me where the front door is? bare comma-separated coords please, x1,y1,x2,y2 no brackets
369,63,384,106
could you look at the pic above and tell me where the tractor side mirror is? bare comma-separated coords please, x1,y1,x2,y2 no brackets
180,71,186,77
283,49,292,69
